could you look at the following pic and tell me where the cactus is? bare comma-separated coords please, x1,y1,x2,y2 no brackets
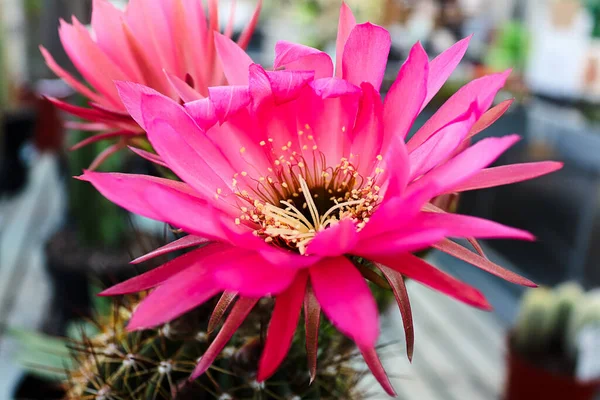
566,288,600,358
513,287,556,354
62,293,367,400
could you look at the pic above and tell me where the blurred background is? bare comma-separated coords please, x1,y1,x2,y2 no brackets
2,0,600,398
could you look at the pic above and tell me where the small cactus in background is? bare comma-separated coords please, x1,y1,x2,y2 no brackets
62,293,367,400
511,282,600,378
567,289,600,358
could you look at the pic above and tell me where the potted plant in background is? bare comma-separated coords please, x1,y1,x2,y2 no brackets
506,282,600,400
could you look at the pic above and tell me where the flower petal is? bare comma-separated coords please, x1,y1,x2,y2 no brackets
191,297,258,379
59,17,128,108
274,41,334,79
266,69,315,104
422,36,471,110
408,134,521,197
408,102,478,181
433,239,536,287
351,82,384,177
468,98,513,138
214,32,253,85
101,243,227,296
164,70,204,102
212,252,299,297
297,79,361,163
310,257,378,348
39,46,105,105
377,265,414,361
382,42,429,147
126,265,222,331
91,0,141,81
207,291,237,335
183,97,219,131
335,2,357,77
371,253,492,310
237,0,262,49
415,212,534,240
208,85,252,123
359,346,397,397
127,146,169,169
342,23,391,91
131,235,209,264
78,170,234,241
306,219,358,257
353,227,447,257
408,70,510,152
448,161,564,193
304,284,321,383
258,272,308,381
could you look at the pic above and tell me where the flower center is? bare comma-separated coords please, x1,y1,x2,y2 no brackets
234,155,383,255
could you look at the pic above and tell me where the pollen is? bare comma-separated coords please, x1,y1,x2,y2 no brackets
240,147,246,153
260,140,266,146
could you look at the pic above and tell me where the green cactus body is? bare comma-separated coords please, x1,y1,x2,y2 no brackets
64,295,366,400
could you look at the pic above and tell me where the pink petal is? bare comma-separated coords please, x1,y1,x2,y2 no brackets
64,121,112,131
208,85,252,123
407,134,521,197
382,42,429,148
127,146,169,169
351,82,384,176
191,297,258,379
468,98,513,138
359,346,397,397
183,98,219,131
207,291,237,335
409,102,478,181
304,284,321,383
408,70,511,152
46,96,130,124
381,136,410,199
236,0,262,49
164,71,204,102
70,130,133,151
353,227,447,257
88,142,126,171
91,0,141,82
131,235,209,264
121,19,173,96
214,32,253,85
309,257,378,348
422,36,471,110
342,23,391,91
266,69,315,104
212,252,299,297
415,212,534,240
59,18,128,108
297,79,361,163
448,161,564,193
78,170,233,241
377,265,414,361
101,243,227,296
115,81,161,129
335,2,357,77
306,220,358,257
258,272,308,381
371,253,492,310
274,41,334,79
138,93,237,200
127,265,221,331
434,239,536,287
39,46,104,105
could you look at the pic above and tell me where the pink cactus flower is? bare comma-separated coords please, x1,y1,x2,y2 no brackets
80,4,562,396
41,0,261,169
